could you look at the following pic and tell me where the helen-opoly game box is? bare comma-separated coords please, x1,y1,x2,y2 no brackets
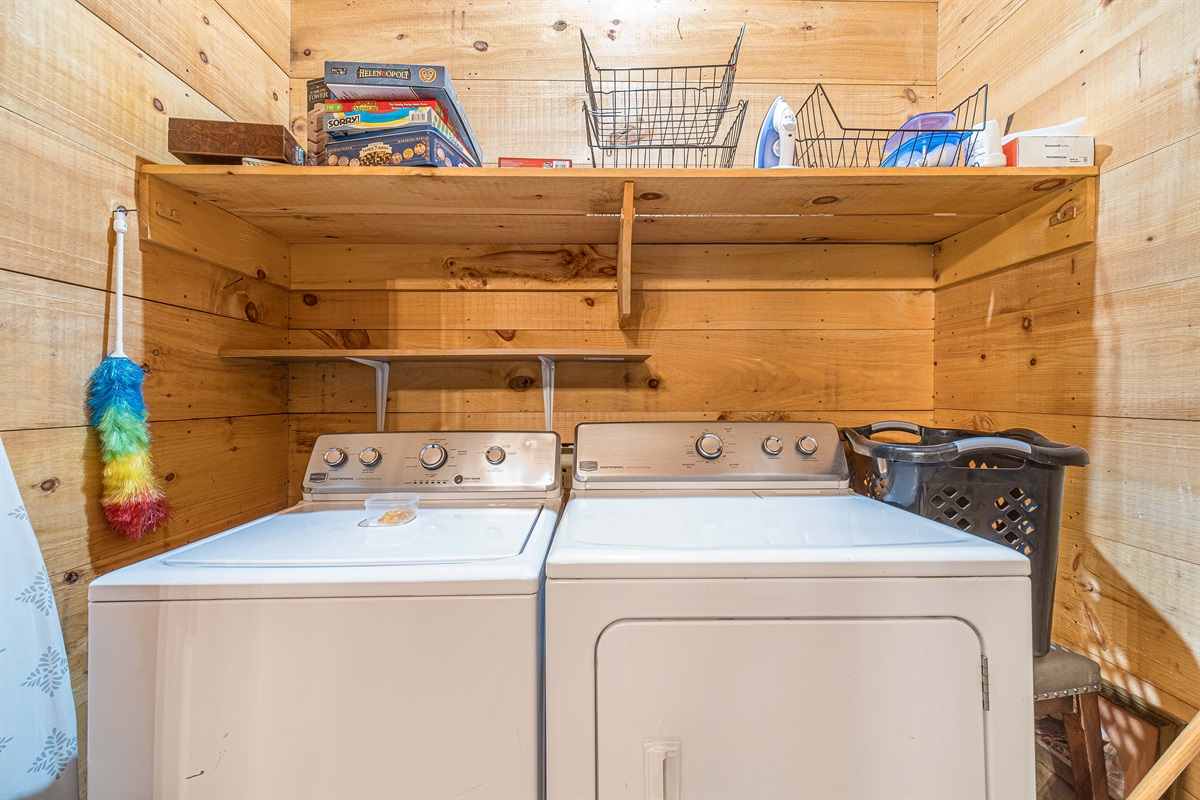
324,126,474,168
324,62,482,164
323,100,478,166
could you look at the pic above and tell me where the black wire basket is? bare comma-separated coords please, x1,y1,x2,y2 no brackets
581,24,747,167
795,84,988,168
842,421,1089,656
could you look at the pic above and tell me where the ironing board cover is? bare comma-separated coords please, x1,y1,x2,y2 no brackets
0,435,80,798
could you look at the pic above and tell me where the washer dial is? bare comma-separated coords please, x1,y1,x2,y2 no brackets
419,443,448,470
762,436,784,456
485,446,506,465
323,447,348,467
358,447,382,467
695,433,724,460
797,435,819,455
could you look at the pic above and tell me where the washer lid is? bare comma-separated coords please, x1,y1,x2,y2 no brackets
546,494,1030,579
164,505,542,567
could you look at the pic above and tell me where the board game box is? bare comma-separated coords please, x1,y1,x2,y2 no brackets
323,100,478,166
324,61,482,164
323,126,475,168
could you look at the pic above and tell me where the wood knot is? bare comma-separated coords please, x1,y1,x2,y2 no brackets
256,269,267,279
905,88,918,104
811,195,838,205
152,98,164,113
1029,357,1038,366
272,91,279,101
553,20,567,31
1021,315,1033,330
647,378,661,390
64,571,80,585
202,15,210,24
164,472,177,482
39,478,61,493
151,349,161,356
302,293,319,306
932,243,943,256
607,29,617,40
801,236,827,242
473,40,489,51
303,48,312,56
584,297,595,307
639,192,663,201
1032,178,1067,192
396,33,406,40
199,51,209,64
979,353,987,360
340,329,371,348
495,329,517,342
508,374,535,392
804,24,813,31
244,302,260,323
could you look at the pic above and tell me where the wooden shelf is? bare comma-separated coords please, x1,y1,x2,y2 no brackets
219,348,651,363
141,164,1099,245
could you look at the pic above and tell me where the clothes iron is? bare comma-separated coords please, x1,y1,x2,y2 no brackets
754,96,797,168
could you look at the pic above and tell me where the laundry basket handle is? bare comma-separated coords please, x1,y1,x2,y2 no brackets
843,422,1089,466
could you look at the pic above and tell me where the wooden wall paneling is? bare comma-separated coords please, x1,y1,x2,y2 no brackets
285,329,934,415
138,243,290,328
216,0,291,73
77,0,290,125
288,288,933,330
936,136,1200,325
1,268,288,430
289,243,936,291
140,174,291,285
934,276,1200,420
938,0,1188,168
290,1,937,84
936,0,1027,80
933,178,1096,287
0,0,232,169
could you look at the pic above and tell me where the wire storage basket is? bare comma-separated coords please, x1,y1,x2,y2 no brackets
795,84,988,168
581,24,747,167
841,421,1089,657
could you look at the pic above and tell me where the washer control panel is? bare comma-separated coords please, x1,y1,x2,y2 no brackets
574,422,848,487
303,431,561,495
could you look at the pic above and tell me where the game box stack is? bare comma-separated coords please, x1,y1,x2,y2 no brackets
320,61,482,168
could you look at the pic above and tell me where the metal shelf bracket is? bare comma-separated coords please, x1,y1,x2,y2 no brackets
347,357,390,432
538,356,556,432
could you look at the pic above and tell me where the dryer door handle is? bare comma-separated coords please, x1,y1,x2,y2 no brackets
644,739,681,800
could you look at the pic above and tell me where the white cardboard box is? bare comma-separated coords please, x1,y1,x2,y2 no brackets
1002,136,1094,166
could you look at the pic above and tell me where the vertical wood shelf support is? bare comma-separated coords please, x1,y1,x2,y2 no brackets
617,181,635,324
347,357,391,432
538,356,556,432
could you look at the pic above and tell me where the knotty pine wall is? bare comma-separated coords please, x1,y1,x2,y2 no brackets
0,0,292,790
284,1,942,498
936,0,1199,795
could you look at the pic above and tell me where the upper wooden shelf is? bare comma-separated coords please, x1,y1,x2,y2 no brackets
220,348,651,363
140,165,1099,245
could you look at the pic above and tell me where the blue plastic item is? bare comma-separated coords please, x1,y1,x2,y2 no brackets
880,131,970,167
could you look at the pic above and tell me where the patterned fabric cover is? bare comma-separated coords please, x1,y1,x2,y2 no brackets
0,435,79,798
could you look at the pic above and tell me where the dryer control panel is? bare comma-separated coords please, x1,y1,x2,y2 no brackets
303,431,561,495
573,422,849,489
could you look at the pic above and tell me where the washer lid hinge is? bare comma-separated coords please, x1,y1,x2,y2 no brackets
981,655,991,711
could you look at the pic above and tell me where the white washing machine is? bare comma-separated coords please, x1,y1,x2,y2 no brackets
89,430,560,800
545,422,1034,800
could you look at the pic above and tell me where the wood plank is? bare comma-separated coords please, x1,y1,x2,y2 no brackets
222,348,651,362
289,243,936,291
140,173,291,285
933,178,1097,287
934,277,1200,420
0,0,231,169
935,411,1200,566
936,135,1200,324
289,288,933,330
285,329,934,414
936,0,1027,81
77,0,289,125
0,269,288,430
140,243,290,328
216,0,291,74
3,416,290,580
140,164,1099,219
290,1,937,84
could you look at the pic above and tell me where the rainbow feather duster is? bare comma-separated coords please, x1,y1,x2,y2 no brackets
89,208,169,539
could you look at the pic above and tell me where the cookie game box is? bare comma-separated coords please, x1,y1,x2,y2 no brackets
323,100,478,166
324,61,482,164
323,127,474,168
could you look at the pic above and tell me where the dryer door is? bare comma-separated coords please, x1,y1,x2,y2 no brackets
596,617,986,799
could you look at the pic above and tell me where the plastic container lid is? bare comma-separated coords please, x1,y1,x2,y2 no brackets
881,111,957,158
363,492,419,527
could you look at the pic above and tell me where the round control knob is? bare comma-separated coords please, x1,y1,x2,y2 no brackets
358,447,382,467
419,443,448,470
762,436,784,456
485,446,506,465
323,447,347,467
797,435,819,456
696,433,724,460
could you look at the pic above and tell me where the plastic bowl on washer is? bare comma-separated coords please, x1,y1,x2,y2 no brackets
362,493,419,526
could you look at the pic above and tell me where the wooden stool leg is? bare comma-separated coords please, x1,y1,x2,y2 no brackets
1062,691,1109,800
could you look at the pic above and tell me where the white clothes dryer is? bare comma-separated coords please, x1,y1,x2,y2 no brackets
545,422,1034,800
89,430,560,800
